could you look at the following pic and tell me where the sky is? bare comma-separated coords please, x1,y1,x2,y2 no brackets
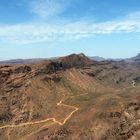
0,0,140,60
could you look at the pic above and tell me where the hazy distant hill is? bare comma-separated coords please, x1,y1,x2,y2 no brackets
89,56,105,61
0,58,46,65
89,56,123,61
125,53,140,65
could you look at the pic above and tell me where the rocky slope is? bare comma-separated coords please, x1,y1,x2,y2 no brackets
0,53,140,140
126,53,140,65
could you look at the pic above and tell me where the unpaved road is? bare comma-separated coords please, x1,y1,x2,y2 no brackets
0,100,79,129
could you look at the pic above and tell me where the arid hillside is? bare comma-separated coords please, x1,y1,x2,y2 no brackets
0,53,140,140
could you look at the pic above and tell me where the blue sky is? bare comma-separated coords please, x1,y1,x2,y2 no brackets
0,0,140,59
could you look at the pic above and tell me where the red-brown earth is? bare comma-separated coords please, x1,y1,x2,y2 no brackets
0,53,140,140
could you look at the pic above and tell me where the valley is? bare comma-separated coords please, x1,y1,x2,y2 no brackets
0,53,140,140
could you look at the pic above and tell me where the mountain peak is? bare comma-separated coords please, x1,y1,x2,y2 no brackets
126,53,140,65
58,53,93,68
78,53,86,57
136,53,140,57
131,53,140,60
37,53,94,74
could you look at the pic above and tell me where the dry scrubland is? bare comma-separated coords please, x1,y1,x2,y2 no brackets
0,53,140,140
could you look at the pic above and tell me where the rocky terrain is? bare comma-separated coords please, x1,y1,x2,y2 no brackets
126,53,140,65
0,53,140,140
0,58,45,65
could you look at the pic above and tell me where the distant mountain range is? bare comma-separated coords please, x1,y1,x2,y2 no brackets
125,53,140,65
0,58,46,64
89,56,105,61
0,53,140,64
89,56,122,61
90,53,140,62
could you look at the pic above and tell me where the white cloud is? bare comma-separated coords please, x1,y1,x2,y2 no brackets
29,0,70,19
0,11,140,44
125,11,140,21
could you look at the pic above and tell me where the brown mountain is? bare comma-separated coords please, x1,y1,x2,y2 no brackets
0,53,140,140
126,53,140,65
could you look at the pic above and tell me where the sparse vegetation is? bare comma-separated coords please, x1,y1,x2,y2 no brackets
0,54,140,139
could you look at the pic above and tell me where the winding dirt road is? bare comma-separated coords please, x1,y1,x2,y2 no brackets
0,100,79,129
